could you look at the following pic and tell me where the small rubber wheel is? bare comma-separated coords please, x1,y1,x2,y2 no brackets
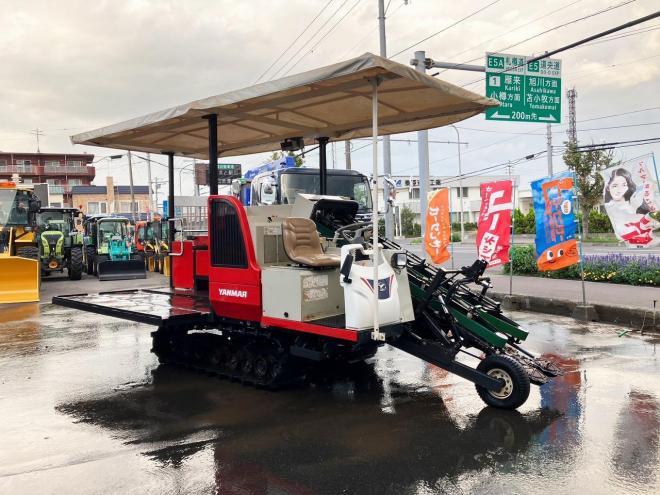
254,356,269,380
475,354,530,410
227,352,241,373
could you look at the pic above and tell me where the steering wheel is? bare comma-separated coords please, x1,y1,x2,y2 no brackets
335,221,373,243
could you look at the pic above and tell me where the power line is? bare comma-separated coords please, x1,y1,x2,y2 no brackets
566,53,660,81
390,0,502,58
578,121,660,132
436,0,585,75
339,0,407,59
444,0,635,76
254,0,335,83
460,8,660,88
575,23,660,48
283,0,363,77
454,115,660,136
270,0,351,80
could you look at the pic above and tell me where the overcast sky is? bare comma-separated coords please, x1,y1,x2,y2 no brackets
1,0,658,195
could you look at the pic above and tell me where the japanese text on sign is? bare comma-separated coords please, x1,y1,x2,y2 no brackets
485,52,562,123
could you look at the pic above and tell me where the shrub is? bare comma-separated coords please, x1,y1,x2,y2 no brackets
452,222,477,232
504,249,659,287
588,210,613,233
512,209,535,234
502,245,537,274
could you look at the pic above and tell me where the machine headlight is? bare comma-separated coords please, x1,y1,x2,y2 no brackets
391,252,407,269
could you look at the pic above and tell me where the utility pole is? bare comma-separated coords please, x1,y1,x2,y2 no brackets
378,0,394,239
507,161,514,296
546,124,553,177
127,150,136,223
450,125,465,242
567,88,578,145
152,177,166,215
344,141,352,170
193,158,200,196
412,50,429,255
146,152,153,221
31,128,44,153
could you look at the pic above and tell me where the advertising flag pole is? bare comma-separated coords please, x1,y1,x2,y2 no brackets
652,152,660,192
449,191,454,269
508,163,514,295
575,185,587,307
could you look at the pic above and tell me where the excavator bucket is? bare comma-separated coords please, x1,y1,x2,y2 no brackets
97,260,146,281
0,257,40,304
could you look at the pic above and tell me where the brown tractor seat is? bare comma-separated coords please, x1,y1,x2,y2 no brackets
282,217,340,268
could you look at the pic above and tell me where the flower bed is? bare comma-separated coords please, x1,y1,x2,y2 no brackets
503,246,660,287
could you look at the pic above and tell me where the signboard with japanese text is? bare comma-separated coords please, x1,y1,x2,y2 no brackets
196,162,242,186
476,180,513,268
599,155,660,247
531,171,578,271
424,188,451,264
485,52,561,123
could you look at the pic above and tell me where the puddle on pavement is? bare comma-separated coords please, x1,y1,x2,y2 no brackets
0,306,658,494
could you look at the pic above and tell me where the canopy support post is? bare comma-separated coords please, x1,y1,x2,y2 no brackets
318,137,329,195
204,114,219,196
165,151,175,288
370,77,384,343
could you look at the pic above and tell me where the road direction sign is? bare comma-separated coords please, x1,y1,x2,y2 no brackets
485,52,562,123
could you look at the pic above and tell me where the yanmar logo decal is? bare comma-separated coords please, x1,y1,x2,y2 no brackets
218,288,248,298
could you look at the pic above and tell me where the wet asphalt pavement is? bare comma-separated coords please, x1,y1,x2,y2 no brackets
1,301,659,494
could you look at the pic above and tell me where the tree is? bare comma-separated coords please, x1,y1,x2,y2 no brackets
562,142,617,237
269,151,304,167
400,206,417,237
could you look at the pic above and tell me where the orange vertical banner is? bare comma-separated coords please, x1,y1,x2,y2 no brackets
425,188,451,264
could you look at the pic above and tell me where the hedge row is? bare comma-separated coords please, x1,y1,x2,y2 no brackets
502,245,660,287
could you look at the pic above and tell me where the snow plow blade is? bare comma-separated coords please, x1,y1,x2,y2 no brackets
0,257,40,304
97,260,146,281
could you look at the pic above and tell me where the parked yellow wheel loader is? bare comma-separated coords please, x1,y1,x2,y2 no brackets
0,181,41,304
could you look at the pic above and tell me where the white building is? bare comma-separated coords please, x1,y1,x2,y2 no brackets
375,175,521,224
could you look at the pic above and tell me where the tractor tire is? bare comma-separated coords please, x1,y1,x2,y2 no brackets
475,354,530,410
68,247,83,280
17,246,40,259
158,254,164,274
85,246,95,274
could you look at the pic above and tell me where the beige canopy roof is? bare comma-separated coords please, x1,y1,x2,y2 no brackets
71,53,498,158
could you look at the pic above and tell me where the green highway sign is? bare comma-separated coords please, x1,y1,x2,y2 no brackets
485,52,562,123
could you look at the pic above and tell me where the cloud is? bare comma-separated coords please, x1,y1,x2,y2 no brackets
0,0,658,194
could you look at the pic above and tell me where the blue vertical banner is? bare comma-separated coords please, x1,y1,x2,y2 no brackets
531,171,579,271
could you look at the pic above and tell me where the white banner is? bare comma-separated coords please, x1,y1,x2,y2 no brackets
600,155,660,247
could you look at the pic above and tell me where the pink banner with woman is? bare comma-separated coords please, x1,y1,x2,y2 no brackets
600,155,660,248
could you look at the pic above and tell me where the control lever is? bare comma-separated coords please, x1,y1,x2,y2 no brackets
340,253,354,283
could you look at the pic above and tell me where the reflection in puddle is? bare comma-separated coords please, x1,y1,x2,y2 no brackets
538,354,584,458
57,364,561,495
0,303,41,356
610,389,660,486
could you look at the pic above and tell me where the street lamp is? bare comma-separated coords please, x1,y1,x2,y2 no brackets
178,161,196,196
450,125,465,242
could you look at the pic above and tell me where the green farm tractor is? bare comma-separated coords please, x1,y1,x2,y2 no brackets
36,207,85,280
83,216,146,281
